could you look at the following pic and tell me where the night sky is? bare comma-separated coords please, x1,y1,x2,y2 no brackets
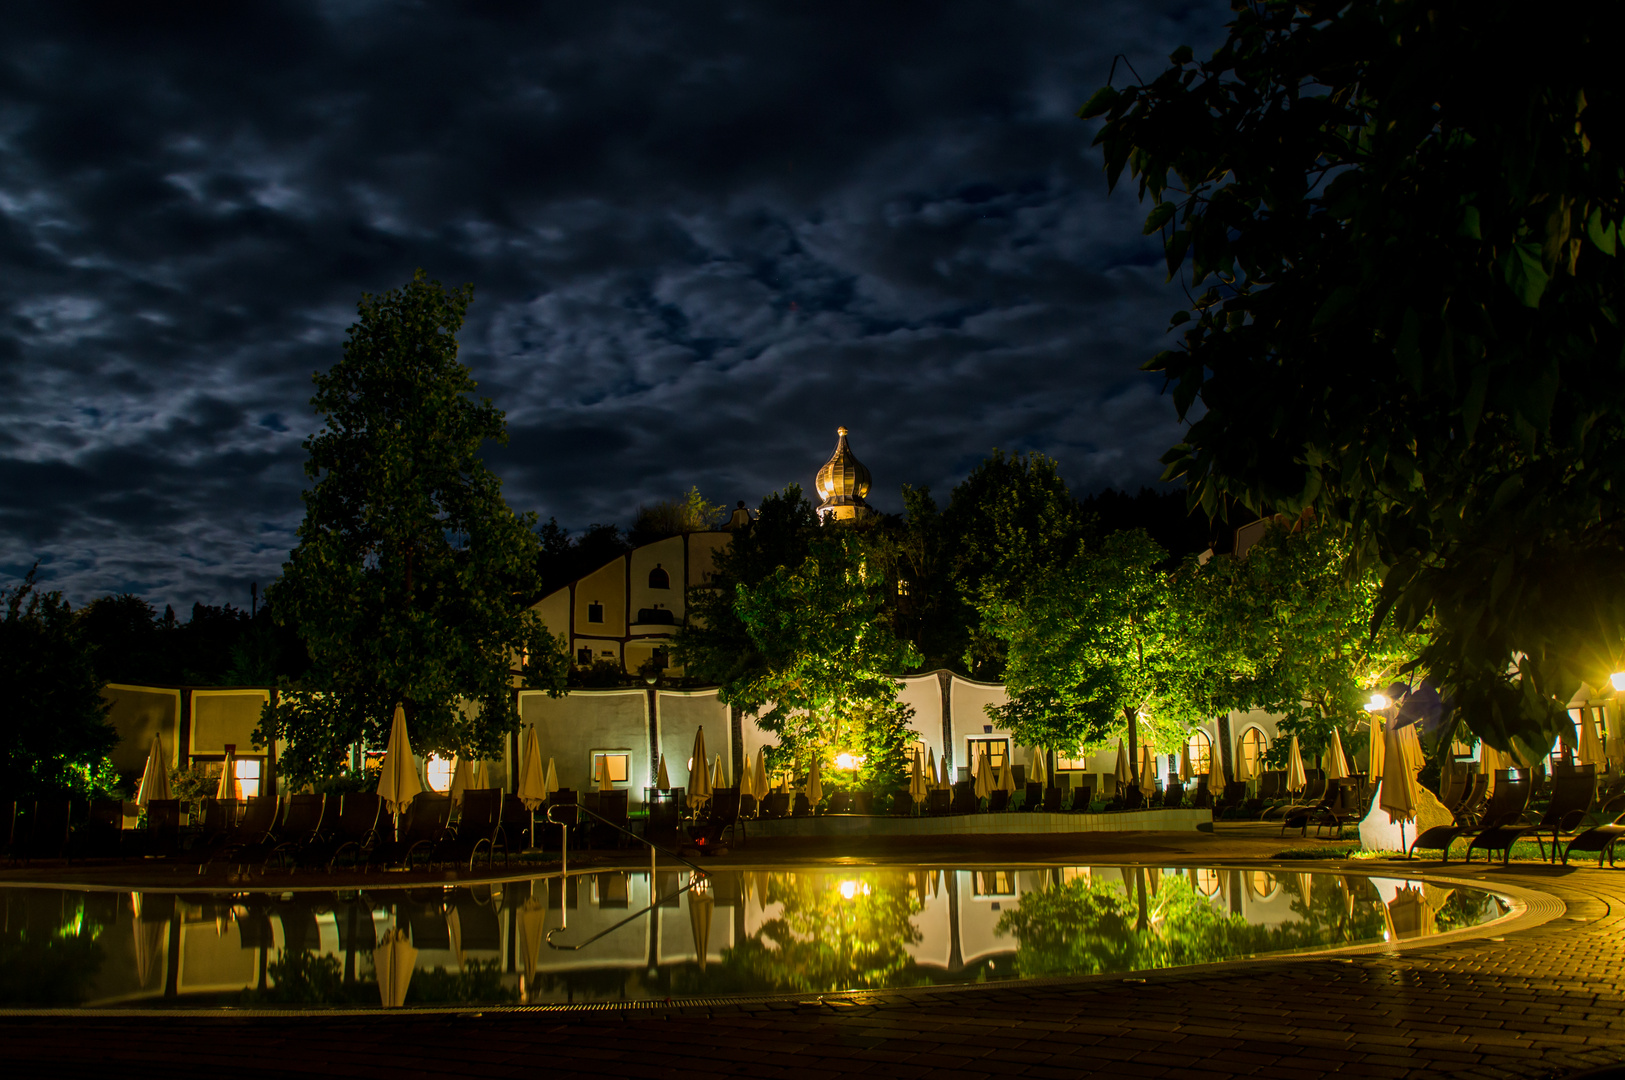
1,1,1229,609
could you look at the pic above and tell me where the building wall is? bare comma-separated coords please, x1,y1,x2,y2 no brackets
629,536,684,623
103,684,181,778
519,688,648,803
657,688,731,790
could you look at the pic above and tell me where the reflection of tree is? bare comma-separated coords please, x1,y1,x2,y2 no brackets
1431,888,1508,934
0,892,107,1005
407,960,516,1006
247,951,374,1006
1286,875,1390,947
679,871,926,995
1000,871,1396,978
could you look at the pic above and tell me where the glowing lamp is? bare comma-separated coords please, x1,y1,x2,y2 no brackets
1611,672,1625,693
835,752,865,770
1364,693,1390,712
839,880,857,900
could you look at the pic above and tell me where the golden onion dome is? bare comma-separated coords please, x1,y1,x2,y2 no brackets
815,427,874,520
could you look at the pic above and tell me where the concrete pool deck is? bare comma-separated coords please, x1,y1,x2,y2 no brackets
5,823,1625,1079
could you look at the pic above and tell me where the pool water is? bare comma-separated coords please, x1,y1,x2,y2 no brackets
0,866,1510,1010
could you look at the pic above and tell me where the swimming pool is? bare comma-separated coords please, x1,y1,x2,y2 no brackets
0,866,1511,1010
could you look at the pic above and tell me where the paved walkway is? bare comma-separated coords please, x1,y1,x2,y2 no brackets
5,831,1625,1079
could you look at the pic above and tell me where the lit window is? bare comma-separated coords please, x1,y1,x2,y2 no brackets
1247,871,1277,898
1056,753,1088,771
1194,868,1221,897
967,738,1008,773
972,870,1015,897
1240,727,1268,775
592,752,630,784
1187,731,1214,776
648,566,670,589
235,758,262,799
425,754,454,792
897,579,910,597
587,602,604,623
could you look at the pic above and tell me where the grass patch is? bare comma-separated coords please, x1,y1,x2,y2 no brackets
1272,845,1360,860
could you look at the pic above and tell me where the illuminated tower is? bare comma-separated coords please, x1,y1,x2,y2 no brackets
815,426,876,523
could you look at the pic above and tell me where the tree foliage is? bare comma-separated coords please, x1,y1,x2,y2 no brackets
1088,0,1624,754
262,271,567,784
0,569,118,800
984,530,1204,758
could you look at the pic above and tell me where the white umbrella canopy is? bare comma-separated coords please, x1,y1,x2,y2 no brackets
1480,741,1502,794
136,734,171,807
543,758,559,798
738,754,756,800
752,749,769,801
973,745,993,800
1380,722,1422,825
909,751,928,803
377,706,424,815
1029,747,1048,788
805,756,823,805
938,751,953,790
1114,739,1131,788
1368,717,1386,779
998,754,1016,794
1138,745,1156,793
216,747,239,801
1580,712,1607,768
1178,740,1193,784
516,726,548,810
1325,730,1351,781
594,754,614,793
689,727,712,803
711,754,726,791
656,753,672,789
472,759,491,790
449,756,474,806
1286,736,1308,794
1233,734,1254,783
925,747,940,791
373,926,419,1008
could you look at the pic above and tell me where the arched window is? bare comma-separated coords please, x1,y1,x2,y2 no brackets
648,565,670,589
1240,727,1269,775
1247,871,1278,899
1194,867,1221,897
1186,730,1214,776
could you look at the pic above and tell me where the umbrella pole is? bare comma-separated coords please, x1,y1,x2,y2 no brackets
560,821,568,931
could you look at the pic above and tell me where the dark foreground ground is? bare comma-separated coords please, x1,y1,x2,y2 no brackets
3,823,1624,1080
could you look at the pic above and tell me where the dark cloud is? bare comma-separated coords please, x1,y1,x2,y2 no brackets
0,0,1230,607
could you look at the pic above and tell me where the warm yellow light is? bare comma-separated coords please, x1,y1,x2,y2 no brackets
834,752,865,770
1364,693,1390,712
425,754,454,792
839,880,858,900
1611,672,1625,693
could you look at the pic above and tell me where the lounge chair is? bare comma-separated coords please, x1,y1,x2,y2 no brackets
826,791,854,814
590,789,630,848
1471,763,1596,864
1163,784,1185,809
308,793,384,871
1042,787,1064,813
202,795,281,870
1409,770,1529,861
891,792,914,816
949,782,978,814
433,789,504,870
365,792,451,870
263,793,332,871
686,788,741,853
497,793,533,855
645,789,683,846
793,793,812,816
1563,801,1625,866
1070,785,1093,811
759,791,790,820
928,788,952,815
1024,782,1044,810
988,789,1010,813
141,799,190,858
77,798,126,859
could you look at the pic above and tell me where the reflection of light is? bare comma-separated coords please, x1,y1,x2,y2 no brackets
840,880,857,900
1611,672,1625,693
835,752,865,770
425,755,454,792
1365,693,1391,712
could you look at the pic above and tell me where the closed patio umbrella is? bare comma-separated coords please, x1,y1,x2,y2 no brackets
217,747,239,801
516,726,548,811
711,754,726,791
689,727,712,808
136,735,171,807
738,753,756,801
688,879,714,970
1480,741,1502,794
449,756,474,806
472,759,491,790
1286,736,1307,794
1380,721,1423,849
594,753,614,793
1138,745,1156,793
998,753,1016,794
656,753,672,789
805,755,823,805
1029,747,1048,788
516,892,546,991
938,751,953,790
909,751,928,804
1325,730,1350,781
373,925,418,1008
1233,733,1254,783
543,758,559,799
925,747,940,791
1580,711,1606,768
1367,717,1386,779
752,749,769,802
1114,738,1131,790
1178,740,1193,784
377,706,423,816
973,745,993,800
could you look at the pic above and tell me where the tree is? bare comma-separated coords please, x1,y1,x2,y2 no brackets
945,450,1088,679
1,569,118,799
688,525,921,790
983,530,1204,770
861,485,969,673
1088,1,1623,757
261,271,567,785
628,487,727,546
1179,514,1425,764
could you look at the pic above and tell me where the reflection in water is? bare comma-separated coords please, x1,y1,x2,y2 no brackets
0,867,1510,1009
